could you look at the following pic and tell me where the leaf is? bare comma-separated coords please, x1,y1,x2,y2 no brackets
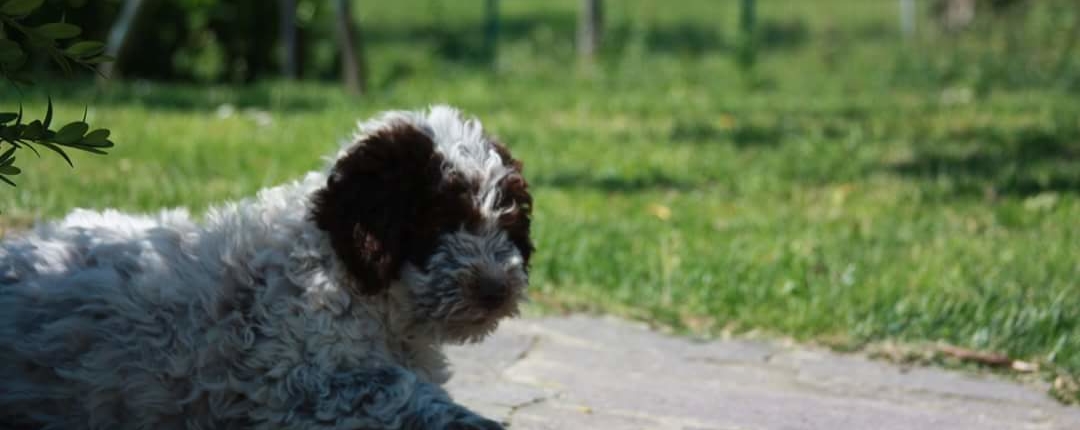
20,120,44,140
48,49,73,75
54,121,89,144
0,164,20,175
0,174,16,187
64,144,106,155
32,141,72,166
81,54,115,65
0,38,25,67
0,125,21,145
63,41,105,58
0,112,16,125
80,128,111,146
35,23,81,40
0,146,16,165
0,0,44,17
43,96,52,128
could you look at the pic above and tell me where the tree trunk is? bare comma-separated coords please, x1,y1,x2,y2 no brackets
280,0,298,79
577,0,602,60
483,0,499,61
335,0,366,95
737,0,756,69
899,0,916,40
98,0,152,81
1050,8,1080,78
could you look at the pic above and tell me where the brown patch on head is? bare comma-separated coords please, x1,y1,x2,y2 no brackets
490,137,534,266
310,123,483,295
490,138,524,171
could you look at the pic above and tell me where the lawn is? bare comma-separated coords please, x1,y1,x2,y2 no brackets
2,0,1079,400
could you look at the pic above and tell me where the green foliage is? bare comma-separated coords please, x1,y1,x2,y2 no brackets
0,0,113,186
736,0,756,70
113,0,286,82
13,0,1078,93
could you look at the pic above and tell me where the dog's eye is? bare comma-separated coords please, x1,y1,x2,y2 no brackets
497,212,518,227
494,249,515,261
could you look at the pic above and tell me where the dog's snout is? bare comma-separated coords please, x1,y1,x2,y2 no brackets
470,275,509,309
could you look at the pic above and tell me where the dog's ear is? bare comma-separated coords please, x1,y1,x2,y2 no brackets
309,122,446,295
491,139,534,266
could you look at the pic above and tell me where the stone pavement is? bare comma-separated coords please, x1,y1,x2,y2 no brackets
445,315,1080,430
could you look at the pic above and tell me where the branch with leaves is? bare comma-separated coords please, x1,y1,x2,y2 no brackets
0,0,114,187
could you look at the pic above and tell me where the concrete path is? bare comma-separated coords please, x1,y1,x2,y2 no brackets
445,315,1080,430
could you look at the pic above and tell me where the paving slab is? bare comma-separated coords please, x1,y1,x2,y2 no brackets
445,315,1080,430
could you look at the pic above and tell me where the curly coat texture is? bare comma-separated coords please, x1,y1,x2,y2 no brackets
0,106,532,430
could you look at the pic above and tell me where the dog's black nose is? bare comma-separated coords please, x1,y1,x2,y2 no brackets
472,276,509,309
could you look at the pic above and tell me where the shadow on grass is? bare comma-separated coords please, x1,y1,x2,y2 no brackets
669,119,784,147
886,126,1080,197
15,80,336,113
94,84,332,112
533,171,700,192
367,12,732,61
365,13,810,64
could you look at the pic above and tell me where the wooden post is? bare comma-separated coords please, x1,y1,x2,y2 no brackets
899,0,916,40
483,0,499,60
280,0,298,79
335,0,366,95
737,0,756,69
577,0,602,60
98,0,151,81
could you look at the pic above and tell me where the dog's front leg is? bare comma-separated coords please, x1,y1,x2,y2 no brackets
250,365,502,430
374,367,504,430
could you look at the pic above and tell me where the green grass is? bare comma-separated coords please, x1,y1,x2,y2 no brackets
3,0,1079,399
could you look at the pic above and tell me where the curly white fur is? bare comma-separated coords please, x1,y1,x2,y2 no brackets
0,106,524,430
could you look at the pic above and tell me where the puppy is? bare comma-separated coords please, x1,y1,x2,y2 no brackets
0,106,532,429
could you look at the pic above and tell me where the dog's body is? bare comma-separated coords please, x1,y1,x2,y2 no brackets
0,106,531,430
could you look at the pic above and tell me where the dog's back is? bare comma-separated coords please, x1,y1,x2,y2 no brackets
0,208,218,428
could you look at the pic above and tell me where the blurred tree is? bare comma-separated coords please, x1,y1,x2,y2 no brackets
334,0,365,94
577,0,602,60
483,0,498,61
736,0,756,69
113,1,280,82
0,0,114,187
280,0,298,79
899,0,917,39
229,2,278,82
1054,8,1080,78
98,0,152,81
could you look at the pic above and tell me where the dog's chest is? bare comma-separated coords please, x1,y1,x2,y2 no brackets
393,338,451,385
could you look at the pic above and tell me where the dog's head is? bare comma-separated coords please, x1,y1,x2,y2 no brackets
310,106,532,341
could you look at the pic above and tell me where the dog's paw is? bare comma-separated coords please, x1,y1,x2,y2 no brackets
444,415,505,430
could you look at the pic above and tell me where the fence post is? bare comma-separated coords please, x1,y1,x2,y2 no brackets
280,0,298,79
578,0,603,60
899,0,916,40
335,0,366,95
484,0,499,60
737,0,756,69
